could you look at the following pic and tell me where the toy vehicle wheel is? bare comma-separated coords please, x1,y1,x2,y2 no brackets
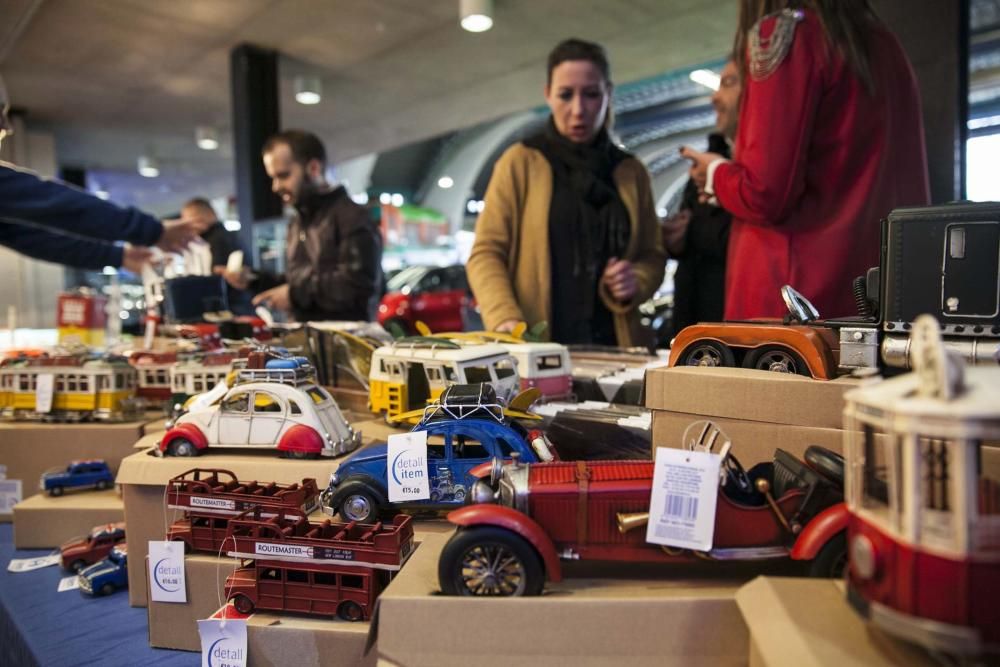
337,600,363,622
807,531,847,578
166,438,198,457
339,490,379,523
742,346,810,376
100,583,115,596
429,490,441,502
438,526,544,597
678,341,735,368
96,480,111,490
69,559,86,573
453,487,466,503
282,450,318,460
232,594,255,614
50,486,64,497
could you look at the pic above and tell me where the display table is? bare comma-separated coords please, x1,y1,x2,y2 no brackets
0,523,195,666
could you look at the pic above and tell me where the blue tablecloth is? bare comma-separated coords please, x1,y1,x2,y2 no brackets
0,523,197,667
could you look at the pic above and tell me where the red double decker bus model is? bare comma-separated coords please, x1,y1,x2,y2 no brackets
844,316,1000,656
165,469,319,553
223,509,414,621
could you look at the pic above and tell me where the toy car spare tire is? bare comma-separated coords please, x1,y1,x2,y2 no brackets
678,341,735,368
232,594,255,614
167,438,198,457
807,531,847,578
438,526,544,597
337,600,363,622
742,345,810,376
339,490,379,523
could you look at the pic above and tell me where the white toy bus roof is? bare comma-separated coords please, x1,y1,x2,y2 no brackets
374,342,512,363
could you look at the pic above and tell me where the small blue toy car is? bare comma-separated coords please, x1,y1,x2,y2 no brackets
78,544,128,596
40,460,115,497
321,384,557,523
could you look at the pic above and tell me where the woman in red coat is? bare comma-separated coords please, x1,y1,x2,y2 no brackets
682,0,930,320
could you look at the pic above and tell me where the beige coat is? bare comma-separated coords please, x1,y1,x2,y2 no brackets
467,142,666,347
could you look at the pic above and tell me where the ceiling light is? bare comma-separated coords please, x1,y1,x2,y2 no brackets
379,192,392,205
437,175,454,189
390,193,404,207
460,0,493,32
137,156,160,178
294,76,322,105
689,69,720,92
223,220,242,231
196,126,219,150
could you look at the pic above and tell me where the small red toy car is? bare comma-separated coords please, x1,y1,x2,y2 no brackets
60,521,126,573
378,265,469,334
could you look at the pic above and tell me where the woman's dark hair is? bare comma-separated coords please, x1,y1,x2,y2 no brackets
262,129,327,167
546,38,611,86
734,0,883,93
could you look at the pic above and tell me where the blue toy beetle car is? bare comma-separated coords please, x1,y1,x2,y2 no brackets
40,460,115,497
78,544,128,596
321,384,557,523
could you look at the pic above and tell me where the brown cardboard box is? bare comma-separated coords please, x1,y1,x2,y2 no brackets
737,577,938,666
375,533,758,666
0,416,154,521
645,366,863,430
12,488,123,548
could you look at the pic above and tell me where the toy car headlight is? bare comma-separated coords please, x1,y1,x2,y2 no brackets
328,472,340,487
471,479,497,505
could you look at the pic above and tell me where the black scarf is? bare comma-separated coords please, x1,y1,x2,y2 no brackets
525,117,630,344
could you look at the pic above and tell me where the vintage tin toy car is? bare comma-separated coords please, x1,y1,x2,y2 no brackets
40,460,115,496
61,521,127,572
78,544,128,596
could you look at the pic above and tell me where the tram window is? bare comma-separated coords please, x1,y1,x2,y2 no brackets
861,425,891,509
97,375,108,390
19,376,28,391
55,377,65,391
67,376,78,392
494,358,516,379
341,574,364,590
464,365,491,384
79,377,89,392
156,370,168,384
977,441,1000,516
314,572,337,587
920,438,951,512
286,570,308,584
193,379,205,392
173,374,183,390
116,374,126,390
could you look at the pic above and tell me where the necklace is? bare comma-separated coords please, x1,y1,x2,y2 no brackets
749,9,805,81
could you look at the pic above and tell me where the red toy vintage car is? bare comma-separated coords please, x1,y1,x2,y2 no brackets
438,431,848,596
60,521,127,573
378,265,469,334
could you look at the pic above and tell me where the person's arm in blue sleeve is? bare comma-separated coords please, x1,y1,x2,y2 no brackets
0,163,163,246
0,221,125,269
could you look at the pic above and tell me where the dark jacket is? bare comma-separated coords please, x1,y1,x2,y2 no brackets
0,163,163,268
669,133,732,337
259,186,382,322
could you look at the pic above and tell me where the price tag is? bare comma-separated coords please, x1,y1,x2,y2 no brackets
387,431,430,502
198,618,248,667
58,575,81,592
8,554,60,572
35,373,54,414
645,447,721,552
0,479,22,514
148,541,187,602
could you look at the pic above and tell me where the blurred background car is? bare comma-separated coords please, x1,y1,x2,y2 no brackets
377,265,470,335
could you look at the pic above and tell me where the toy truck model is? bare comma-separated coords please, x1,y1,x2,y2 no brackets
165,468,320,553
40,460,115,496
223,507,414,621
670,202,1000,378
61,522,127,572
78,544,128,596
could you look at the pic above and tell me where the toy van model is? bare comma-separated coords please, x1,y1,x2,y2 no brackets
368,339,519,419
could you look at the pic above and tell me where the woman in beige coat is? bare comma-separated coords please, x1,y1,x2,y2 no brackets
467,39,665,348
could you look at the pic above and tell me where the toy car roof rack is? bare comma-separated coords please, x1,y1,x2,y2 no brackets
419,383,506,424
391,336,462,351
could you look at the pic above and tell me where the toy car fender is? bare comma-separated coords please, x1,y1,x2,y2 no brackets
160,422,208,452
276,424,324,455
790,501,849,560
446,504,562,582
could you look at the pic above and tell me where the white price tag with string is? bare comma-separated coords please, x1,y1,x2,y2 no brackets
8,553,60,572
198,618,248,667
148,540,187,602
58,575,80,592
0,479,21,513
645,447,721,552
387,431,429,502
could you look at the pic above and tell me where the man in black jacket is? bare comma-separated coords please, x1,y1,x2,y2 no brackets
226,130,383,322
664,60,740,337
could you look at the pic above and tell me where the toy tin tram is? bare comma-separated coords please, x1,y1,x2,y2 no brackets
844,317,1000,655
0,355,137,420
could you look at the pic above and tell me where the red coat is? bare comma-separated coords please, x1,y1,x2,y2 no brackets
713,11,930,320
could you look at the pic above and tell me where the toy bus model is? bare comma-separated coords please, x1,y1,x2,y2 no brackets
130,350,178,405
223,507,414,621
169,350,238,409
844,316,1000,655
0,355,137,421
165,468,320,553
369,338,519,419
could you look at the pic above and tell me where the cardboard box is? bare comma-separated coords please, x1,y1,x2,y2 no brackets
0,416,154,521
12,488,123,548
645,367,863,430
737,577,938,667
375,533,761,666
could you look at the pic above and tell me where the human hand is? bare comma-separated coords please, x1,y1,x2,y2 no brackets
214,265,251,290
252,284,291,313
662,209,691,256
495,319,521,334
157,218,199,254
121,244,154,274
679,147,724,195
601,257,638,302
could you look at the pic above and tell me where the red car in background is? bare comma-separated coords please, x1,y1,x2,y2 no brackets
378,265,469,334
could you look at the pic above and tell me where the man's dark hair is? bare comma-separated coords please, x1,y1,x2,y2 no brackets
181,197,217,218
546,38,611,86
262,129,326,168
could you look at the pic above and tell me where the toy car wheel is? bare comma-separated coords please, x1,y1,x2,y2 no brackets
49,486,64,497
100,583,115,596
678,341,735,368
742,346,810,376
339,490,378,523
166,438,198,457
232,594,255,614
337,600,363,622
96,480,111,490
282,450,319,460
453,487,467,503
69,559,86,573
438,526,544,597
429,490,441,502
807,531,847,578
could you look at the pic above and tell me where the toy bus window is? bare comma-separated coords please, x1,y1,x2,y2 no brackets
949,227,966,259
920,438,951,512
260,568,281,581
426,367,442,382
464,365,491,384
427,434,447,460
494,359,516,379
286,570,308,584
254,393,282,413
341,574,364,590
536,354,563,370
192,516,211,528
314,572,337,587
443,366,457,382
222,392,250,414
861,425,892,510
289,400,303,415
454,435,488,459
